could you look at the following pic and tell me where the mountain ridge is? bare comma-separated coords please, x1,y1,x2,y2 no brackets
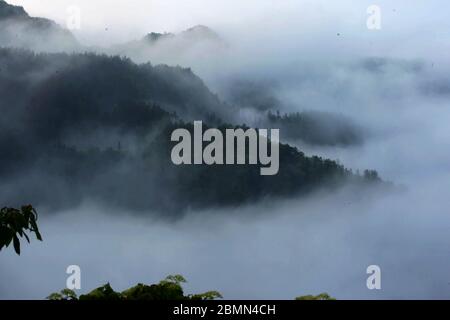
0,0,79,52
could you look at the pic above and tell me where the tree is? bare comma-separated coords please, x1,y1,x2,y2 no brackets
48,275,223,301
295,293,336,300
46,289,78,301
0,205,42,255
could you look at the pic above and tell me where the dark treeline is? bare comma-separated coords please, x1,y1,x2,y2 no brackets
265,111,364,146
221,79,364,146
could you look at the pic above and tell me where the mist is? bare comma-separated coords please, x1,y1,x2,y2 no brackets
2,0,450,300
2,180,450,299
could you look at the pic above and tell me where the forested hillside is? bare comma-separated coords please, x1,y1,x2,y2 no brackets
0,48,382,215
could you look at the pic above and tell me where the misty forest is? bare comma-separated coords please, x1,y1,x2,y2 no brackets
1,0,450,300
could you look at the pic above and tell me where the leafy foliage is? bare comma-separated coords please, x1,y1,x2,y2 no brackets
48,275,223,301
80,283,122,301
295,293,336,300
46,289,78,301
0,205,42,255
189,291,223,300
48,274,335,300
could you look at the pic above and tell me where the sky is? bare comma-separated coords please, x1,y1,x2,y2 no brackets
8,0,450,57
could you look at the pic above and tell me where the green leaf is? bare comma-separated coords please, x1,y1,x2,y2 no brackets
13,235,20,255
29,219,42,241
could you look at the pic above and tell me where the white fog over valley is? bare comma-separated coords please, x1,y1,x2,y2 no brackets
1,0,450,299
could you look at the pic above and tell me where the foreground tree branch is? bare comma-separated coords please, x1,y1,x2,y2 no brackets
0,205,42,255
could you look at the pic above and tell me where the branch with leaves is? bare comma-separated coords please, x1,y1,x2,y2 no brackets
0,205,42,255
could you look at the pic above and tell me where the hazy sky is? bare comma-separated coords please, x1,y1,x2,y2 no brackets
8,0,450,56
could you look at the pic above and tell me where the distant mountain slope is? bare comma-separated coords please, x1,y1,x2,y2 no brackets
0,0,79,52
0,48,383,214
0,48,226,124
112,25,226,65
142,25,221,45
